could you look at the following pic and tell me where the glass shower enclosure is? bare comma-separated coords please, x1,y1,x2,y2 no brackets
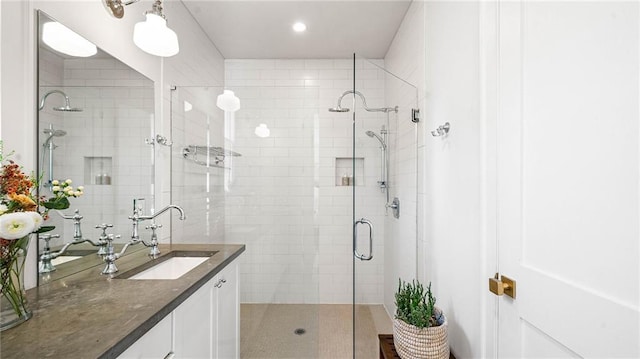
170,54,419,358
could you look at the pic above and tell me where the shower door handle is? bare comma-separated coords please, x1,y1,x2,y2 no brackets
354,218,373,261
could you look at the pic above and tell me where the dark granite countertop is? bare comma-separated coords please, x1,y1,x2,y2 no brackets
1,243,245,358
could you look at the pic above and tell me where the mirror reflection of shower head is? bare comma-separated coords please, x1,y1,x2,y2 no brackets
42,128,67,148
39,90,83,112
328,106,350,113
328,90,397,113
365,130,386,149
43,128,67,137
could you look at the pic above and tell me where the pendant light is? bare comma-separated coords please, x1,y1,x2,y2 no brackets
216,90,241,112
133,0,179,57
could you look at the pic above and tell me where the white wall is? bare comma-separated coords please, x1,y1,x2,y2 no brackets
383,1,488,358
1,0,224,288
422,2,485,358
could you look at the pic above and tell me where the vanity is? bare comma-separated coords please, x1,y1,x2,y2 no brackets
0,243,244,358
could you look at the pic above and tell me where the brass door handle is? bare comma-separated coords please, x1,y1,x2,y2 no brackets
488,273,516,299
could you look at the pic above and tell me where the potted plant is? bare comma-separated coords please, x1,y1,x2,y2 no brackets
393,279,449,359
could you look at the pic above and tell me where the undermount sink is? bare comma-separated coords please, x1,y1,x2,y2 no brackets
50,256,82,266
117,250,218,280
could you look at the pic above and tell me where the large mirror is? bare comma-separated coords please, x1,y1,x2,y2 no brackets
37,11,154,284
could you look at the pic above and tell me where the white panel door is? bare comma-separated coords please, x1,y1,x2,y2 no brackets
496,1,640,358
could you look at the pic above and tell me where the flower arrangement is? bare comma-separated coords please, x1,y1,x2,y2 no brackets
0,143,84,330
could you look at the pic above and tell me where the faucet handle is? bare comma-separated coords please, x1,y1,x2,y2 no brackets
39,234,60,251
95,223,114,239
145,223,162,230
106,234,121,244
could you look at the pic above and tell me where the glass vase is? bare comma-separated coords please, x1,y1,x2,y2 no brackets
0,235,32,331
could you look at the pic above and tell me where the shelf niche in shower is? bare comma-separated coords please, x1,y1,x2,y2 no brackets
335,157,364,186
84,157,113,185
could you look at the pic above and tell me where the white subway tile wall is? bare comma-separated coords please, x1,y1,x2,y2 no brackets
221,59,390,304
39,48,154,248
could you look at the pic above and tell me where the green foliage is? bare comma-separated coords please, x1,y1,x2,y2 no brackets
394,278,438,328
42,196,70,210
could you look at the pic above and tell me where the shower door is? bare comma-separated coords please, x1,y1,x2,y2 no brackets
351,54,421,358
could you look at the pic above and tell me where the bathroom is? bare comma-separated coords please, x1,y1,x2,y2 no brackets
1,1,638,358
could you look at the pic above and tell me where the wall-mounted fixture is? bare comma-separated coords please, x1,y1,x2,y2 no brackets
145,134,173,146
38,90,83,112
328,90,398,113
103,0,179,57
217,90,241,112
431,122,450,137
42,22,97,57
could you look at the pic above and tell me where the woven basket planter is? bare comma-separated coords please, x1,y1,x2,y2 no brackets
393,312,449,359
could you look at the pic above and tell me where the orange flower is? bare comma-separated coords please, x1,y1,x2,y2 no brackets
8,193,37,211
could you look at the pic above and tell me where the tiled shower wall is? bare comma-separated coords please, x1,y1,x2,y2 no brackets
224,59,389,304
39,48,154,248
170,87,226,243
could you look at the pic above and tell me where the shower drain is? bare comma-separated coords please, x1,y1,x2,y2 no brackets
294,328,306,335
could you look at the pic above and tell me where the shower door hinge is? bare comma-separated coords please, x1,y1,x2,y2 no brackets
411,108,420,123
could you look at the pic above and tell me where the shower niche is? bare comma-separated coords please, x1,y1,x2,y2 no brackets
84,157,112,185
335,157,364,186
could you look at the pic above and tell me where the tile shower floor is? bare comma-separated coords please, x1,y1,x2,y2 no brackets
241,304,392,359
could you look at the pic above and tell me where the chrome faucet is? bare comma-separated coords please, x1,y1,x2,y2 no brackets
38,210,108,273
128,200,186,257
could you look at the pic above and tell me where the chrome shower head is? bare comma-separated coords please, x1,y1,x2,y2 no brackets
43,128,67,137
39,90,83,112
54,105,83,112
328,106,350,113
365,130,386,149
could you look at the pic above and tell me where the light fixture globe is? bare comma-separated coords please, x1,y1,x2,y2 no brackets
255,124,270,138
42,22,97,57
217,90,241,112
133,13,179,57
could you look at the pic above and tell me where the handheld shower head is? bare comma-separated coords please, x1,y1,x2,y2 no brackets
43,128,67,137
365,130,386,149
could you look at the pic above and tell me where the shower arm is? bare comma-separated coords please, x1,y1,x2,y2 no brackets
39,90,71,111
336,90,397,113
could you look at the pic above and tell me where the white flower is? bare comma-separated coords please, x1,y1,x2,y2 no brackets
77,186,84,191
52,179,59,186
73,191,82,197
52,186,61,192
28,211,44,231
65,179,72,185
0,212,35,240
0,204,7,216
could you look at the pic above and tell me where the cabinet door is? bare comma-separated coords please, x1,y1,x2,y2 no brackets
117,314,172,359
215,262,239,359
174,280,214,358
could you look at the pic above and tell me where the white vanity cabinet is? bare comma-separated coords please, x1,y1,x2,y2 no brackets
118,257,240,359
213,261,239,358
117,314,173,359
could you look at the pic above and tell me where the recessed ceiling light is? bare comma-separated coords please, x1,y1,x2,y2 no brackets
292,22,307,32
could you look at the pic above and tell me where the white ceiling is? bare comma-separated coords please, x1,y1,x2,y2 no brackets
181,1,413,59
